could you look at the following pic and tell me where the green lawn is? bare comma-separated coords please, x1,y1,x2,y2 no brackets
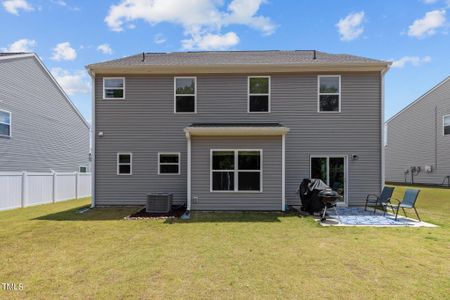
0,185,449,299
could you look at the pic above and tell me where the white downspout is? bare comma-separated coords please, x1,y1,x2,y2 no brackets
186,132,191,211
381,68,388,191
281,134,286,211
90,72,96,208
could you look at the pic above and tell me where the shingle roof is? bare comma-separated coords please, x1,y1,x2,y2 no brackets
87,50,389,69
0,52,29,57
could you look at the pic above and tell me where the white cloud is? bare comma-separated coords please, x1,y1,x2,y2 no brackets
51,42,77,61
422,0,439,3
97,44,113,54
2,0,33,15
1,38,36,52
50,0,80,11
105,0,275,50
182,31,239,50
391,55,432,68
154,33,167,44
336,11,365,41
407,10,446,38
51,68,90,95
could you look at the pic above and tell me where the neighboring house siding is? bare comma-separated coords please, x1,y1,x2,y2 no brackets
94,72,381,207
191,136,282,210
386,79,450,185
0,56,89,172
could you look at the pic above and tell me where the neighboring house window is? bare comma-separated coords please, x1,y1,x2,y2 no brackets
248,76,270,112
158,153,180,175
175,77,196,113
211,150,262,192
103,78,125,99
318,75,341,112
79,166,87,173
444,115,450,136
117,153,132,175
0,110,11,137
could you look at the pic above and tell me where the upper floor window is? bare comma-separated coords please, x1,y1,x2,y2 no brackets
175,77,196,113
0,110,11,137
103,78,125,99
318,75,340,112
444,115,450,136
117,153,132,175
248,76,270,112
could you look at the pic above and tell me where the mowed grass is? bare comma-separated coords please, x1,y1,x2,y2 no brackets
0,186,449,299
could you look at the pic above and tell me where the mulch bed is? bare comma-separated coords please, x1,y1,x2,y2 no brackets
126,206,186,220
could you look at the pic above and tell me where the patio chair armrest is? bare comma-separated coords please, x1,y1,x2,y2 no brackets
365,194,379,202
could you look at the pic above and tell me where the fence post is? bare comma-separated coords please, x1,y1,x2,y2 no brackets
75,172,79,200
21,171,27,208
52,171,57,203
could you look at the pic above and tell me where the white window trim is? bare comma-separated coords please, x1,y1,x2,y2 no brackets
103,77,125,100
117,153,132,175
248,76,271,113
309,154,348,206
174,76,197,114
210,149,263,193
158,152,181,175
443,114,450,136
79,166,88,173
317,75,341,113
0,109,11,138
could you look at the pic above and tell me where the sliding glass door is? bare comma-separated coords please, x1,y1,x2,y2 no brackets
310,156,346,203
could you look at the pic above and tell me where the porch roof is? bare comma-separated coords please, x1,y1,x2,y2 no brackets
184,122,289,137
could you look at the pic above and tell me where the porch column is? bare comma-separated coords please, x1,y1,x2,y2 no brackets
281,134,286,211
186,132,191,211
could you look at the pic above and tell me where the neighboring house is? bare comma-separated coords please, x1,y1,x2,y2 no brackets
87,50,390,210
0,53,90,173
385,76,450,186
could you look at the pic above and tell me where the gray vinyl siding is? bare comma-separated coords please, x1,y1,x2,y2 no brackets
94,72,382,208
191,136,281,210
0,56,89,172
386,79,450,185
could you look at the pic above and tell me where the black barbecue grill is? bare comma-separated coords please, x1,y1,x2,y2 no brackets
298,178,341,222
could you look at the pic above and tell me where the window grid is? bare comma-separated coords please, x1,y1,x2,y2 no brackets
158,153,181,175
318,75,341,113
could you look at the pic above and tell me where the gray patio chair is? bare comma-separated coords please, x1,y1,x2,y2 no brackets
364,186,395,213
383,189,421,221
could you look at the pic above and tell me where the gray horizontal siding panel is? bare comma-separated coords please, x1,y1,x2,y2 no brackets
94,73,382,208
0,57,89,172
191,136,281,210
386,79,450,185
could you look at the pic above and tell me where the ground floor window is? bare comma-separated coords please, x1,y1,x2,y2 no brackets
117,153,132,175
310,155,346,202
211,150,262,192
158,153,180,175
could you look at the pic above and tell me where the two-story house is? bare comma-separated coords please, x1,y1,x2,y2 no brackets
87,50,390,211
0,52,90,173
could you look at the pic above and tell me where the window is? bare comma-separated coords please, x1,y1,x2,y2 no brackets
117,153,132,175
211,150,262,192
318,75,340,112
248,76,270,112
158,153,180,175
175,77,196,113
79,166,87,173
103,78,125,99
0,110,11,137
310,156,346,203
444,115,450,135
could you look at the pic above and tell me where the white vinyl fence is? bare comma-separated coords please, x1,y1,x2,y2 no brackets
0,172,91,211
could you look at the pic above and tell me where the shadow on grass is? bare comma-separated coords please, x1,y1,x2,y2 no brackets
34,205,140,221
164,211,304,224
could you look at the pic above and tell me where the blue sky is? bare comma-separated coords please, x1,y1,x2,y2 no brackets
1,0,449,122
